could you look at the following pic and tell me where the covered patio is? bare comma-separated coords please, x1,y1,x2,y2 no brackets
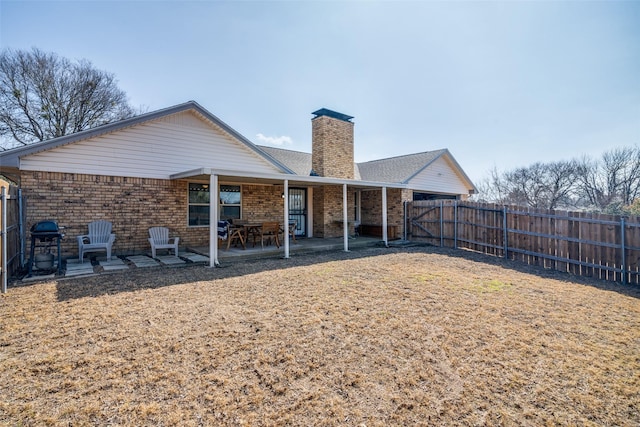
189,235,385,262
170,168,407,267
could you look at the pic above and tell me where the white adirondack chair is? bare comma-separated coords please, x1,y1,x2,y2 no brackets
148,227,180,258
77,220,116,263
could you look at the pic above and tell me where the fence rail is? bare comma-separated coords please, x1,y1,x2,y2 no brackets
407,200,640,285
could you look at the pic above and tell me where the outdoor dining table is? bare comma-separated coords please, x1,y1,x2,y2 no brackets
231,222,296,248
242,223,263,240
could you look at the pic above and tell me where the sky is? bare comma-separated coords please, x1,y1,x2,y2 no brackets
1,0,638,184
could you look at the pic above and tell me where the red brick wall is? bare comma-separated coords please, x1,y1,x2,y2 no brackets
312,185,355,238
20,170,405,257
241,184,285,222
20,172,285,258
360,188,408,237
311,115,354,179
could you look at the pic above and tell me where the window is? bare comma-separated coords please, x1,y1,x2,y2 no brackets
189,183,210,226
188,183,242,226
219,185,241,220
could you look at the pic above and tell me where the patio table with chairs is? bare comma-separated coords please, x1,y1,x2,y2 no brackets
222,220,297,250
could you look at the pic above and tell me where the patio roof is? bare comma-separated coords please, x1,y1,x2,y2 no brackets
170,167,401,268
170,167,408,189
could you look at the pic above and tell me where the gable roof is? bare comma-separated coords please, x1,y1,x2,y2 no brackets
357,150,448,183
258,146,312,176
258,145,364,180
258,145,475,192
0,100,475,194
0,101,294,174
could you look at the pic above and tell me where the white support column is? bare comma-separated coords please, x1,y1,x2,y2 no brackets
343,183,349,252
283,179,290,259
307,187,313,238
382,186,388,247
209,174,219,267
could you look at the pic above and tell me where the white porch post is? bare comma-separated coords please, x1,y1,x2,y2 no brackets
283,179,290,259
209,173,219,267
343,183,349,252
382,186,388,247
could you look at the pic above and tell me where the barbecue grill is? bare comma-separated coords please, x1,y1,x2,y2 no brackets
28,220,64,276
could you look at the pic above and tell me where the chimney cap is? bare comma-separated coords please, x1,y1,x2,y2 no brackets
312,108,354,122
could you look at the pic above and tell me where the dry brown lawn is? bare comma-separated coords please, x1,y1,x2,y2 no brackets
1,246,639,426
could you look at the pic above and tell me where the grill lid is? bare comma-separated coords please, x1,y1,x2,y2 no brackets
31,220,60,233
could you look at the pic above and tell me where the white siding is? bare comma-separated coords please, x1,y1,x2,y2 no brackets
20,111,283,178
407,156,471,195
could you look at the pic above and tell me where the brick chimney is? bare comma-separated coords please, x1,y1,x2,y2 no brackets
311,108,354,179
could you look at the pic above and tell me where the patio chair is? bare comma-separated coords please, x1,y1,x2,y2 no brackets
226,223,246,250
77,220,116,263
255,221,281,249
148,227,180,258
287,219,297,243
217,221,229,247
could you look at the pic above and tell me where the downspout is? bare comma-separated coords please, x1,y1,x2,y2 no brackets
209,174,219,267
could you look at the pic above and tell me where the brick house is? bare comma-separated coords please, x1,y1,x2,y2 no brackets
0,101,475,266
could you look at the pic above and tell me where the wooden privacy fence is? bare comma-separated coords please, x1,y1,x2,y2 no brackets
1,185,24,293
407,200,640,285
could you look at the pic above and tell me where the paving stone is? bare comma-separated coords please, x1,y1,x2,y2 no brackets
64,259,96,276
98,257,129,271
181,252,209,263
64,268,96,277
22,273,56,282
127,255,161,268
157,255,186,266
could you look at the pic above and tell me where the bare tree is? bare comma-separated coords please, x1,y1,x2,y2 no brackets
503,163,548,208
472,166,509,204
575,146,640,211
0,48,135,150
475,161,578,209
542,160,580,209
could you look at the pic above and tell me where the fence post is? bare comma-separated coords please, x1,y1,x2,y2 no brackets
503,205,508,259
454,200,458,249
2,186,7,294
19,188,25,269
440,200,444,247
621,217,626,285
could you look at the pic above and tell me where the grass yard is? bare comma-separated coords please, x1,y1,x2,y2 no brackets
1,246,639,426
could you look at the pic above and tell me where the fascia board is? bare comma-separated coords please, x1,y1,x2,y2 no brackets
170,168,407,189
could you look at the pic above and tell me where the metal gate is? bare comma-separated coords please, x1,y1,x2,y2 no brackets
288,188,307,237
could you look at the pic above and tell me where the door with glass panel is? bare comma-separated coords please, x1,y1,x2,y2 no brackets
288,188,307,237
